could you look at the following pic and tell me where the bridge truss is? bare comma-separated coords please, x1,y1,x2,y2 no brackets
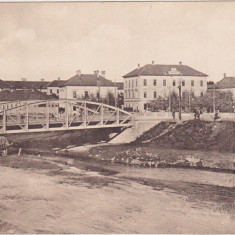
0,100,133,134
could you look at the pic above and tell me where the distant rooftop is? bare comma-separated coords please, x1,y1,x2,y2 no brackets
0,89,55,101
216,75,235,89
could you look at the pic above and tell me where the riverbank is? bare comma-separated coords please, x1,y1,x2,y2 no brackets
0,153,234,233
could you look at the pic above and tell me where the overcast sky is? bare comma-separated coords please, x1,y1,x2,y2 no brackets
0,2,235,82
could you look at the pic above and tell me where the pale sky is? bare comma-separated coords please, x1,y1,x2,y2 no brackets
0,2,235,82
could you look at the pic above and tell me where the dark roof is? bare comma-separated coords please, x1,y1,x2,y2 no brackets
46,80,66,87
0,89,55,101
6,80,50,89
0,79,10,89
123,64,208,78
64,74,115,87
116,82,124,90
215,77,235,89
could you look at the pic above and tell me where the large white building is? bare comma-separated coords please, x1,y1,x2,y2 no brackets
123,62,208,111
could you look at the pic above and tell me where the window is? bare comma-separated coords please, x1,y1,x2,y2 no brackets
191,92,195,98
144,91,147,98
57,89,59,94
85,91,89,98
153,79,157,86
129,80,130,87
154,91,157,99
132,80,134,87
163,79,166,86
173,80,176,86
144,79,147,86
73,91,77,98
200,92,204,97
182,80,185,86
182,92,186,99
200,80,203,87
50,89,52,94
73,106,76,111
136,80,138,87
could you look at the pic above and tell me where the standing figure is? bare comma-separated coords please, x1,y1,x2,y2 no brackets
0,136,10,157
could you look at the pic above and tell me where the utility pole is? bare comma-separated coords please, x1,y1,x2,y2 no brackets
178,81,182,121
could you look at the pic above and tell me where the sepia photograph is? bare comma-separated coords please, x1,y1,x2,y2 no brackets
0,1,234,234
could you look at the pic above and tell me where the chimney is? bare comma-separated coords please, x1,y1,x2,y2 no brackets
101,71,105,78
224,73,226,78
94,70,99,78
138,63,140,68
76,70,81,77
152,61,155,65
179,62,182,66
40,78,44,82
58,77,61,81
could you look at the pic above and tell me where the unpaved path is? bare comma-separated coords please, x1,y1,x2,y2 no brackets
0,155,234,233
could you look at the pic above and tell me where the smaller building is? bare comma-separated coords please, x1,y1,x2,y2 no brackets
215,73,235,99
0,88,55,111
6,79,49,93
59,70,117,102
46,78,66,98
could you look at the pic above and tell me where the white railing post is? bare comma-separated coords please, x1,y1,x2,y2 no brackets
3,110,6,134
101,103,104,125
25,102,29,131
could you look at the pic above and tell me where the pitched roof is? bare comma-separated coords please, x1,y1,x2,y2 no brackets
0,79,10,89
123,64,208,78
0,89,55,101
64,74,115,87
6,80,50,89
46,80,66,87
215,77,235,89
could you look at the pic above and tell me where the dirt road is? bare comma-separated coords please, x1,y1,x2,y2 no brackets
0,154,234,233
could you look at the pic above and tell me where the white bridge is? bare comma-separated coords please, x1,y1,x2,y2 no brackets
0,100,133,134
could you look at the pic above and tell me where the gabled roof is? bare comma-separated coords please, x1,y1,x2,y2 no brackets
6,80,50,89
64,74,115,87
215,77,235,89
123,64,208,78
0,79,11,89
0,89,55,101
46,80,66,88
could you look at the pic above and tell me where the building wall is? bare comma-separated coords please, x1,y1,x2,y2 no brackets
59,86,117,100
124,75,207,111
47,87,60,96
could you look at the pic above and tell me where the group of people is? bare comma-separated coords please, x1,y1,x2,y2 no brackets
171,108,221,122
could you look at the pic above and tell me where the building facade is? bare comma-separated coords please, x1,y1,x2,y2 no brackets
123,62,208,111
58,70,117,102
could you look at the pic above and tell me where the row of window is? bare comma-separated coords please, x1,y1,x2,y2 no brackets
125,80,138,88
143,79,204,87
73,90,89,98
125,91,204,99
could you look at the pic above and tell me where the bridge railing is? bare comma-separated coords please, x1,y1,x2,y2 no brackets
0,100,133,134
